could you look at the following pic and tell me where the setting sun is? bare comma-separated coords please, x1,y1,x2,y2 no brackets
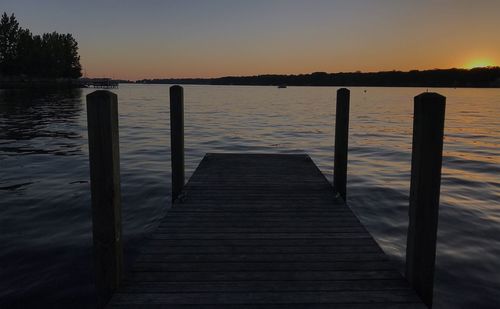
465,59,496,69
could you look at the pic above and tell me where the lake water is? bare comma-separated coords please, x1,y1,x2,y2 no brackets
0,84,499,308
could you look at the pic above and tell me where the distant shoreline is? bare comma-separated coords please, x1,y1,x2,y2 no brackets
137,67,500,88
3,67,500,89
134,83,500,89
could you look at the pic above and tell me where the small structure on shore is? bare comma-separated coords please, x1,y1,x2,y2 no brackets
80,78,119,89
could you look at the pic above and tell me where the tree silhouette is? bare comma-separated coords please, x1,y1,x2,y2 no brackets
0,12,82,79
0,12,20,75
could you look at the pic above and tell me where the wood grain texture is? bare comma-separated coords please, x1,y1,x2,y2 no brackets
170,85,185,202
334,88,350,201
406,93,446,307
108,153,424,308
87,90,123,307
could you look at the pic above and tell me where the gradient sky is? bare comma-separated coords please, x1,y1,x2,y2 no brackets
2,0,499,79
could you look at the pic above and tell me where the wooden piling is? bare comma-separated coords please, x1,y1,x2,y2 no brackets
406,92,446,308
86,90,123,307
334,88,350,201
170,85,185,202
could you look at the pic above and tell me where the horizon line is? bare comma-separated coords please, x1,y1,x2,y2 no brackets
96,66,500,81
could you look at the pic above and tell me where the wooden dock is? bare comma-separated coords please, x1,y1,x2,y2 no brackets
107,153,425,308
87,87,445,308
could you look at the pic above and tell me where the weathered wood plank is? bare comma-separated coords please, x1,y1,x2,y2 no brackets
109,304,424,309
111,290,422,305
168,205,349,210
149,233,372,240
160,220,358,225
131,261,395,272
141,238,380,247
127,270,404,282
139,246,383,255
159,218,358,224
118,279,412,293
108,154,423,308
163,211,354,216
135,253,388,263
158,222,366,230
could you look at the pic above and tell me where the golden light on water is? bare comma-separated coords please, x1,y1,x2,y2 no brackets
464,58,496,69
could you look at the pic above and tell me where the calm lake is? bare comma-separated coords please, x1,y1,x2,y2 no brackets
0,84,499,308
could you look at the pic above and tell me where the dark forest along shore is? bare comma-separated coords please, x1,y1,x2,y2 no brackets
0,85,499,308
137,67,500,88
0,13,82,89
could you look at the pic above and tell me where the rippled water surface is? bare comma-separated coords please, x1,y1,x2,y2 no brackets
0,85,499,308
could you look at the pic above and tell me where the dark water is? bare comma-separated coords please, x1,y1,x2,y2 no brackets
0,85,499,308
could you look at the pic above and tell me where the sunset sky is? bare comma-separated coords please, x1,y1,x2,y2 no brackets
3,0,499,80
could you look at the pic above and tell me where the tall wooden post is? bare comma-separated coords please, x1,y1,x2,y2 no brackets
406,92,446,308
170,85,185,202
86,90,123,307
334,88,350,201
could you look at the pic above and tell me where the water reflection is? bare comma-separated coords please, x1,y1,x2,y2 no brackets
0,88,83,155
0,85,499,308
0,88,95,307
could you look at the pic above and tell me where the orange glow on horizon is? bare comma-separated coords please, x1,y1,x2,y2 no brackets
464,58,496,69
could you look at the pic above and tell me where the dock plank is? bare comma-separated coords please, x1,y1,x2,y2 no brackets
108,153,424,308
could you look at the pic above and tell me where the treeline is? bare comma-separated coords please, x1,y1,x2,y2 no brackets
0,13,81,79
138,67,500,88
